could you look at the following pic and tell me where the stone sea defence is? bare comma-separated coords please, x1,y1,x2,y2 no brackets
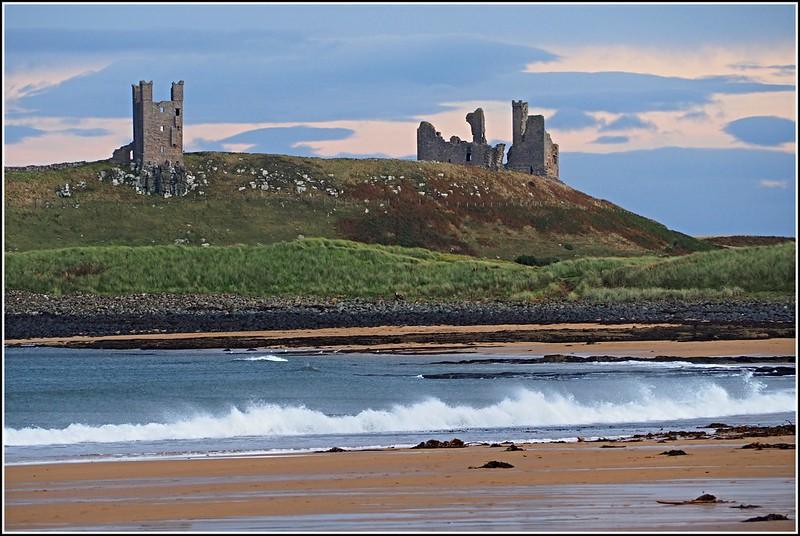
5,291,794,340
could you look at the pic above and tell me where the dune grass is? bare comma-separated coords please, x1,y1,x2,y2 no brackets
600,241,796,294
4,238,794,301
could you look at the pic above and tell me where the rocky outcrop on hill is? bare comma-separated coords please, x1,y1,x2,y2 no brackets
98,163,201,197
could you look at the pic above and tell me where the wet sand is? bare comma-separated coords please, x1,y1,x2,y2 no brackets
5,436,796,531
5,322,795,357
5,322,677,345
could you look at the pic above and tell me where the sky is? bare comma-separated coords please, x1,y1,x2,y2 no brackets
3,3,797,237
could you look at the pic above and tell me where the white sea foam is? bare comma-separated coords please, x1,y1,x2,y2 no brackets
5,379,794,446
233,355,288,362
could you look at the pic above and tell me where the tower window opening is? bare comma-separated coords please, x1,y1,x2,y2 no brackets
176,108,181,116
160,125,164,132
466,152,472,162
160,106,165,113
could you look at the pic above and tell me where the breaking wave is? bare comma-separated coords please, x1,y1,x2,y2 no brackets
232,355,288,362
6,379,794,446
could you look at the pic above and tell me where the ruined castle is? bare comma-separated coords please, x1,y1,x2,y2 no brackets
417,101,559,179
112,80,184,167
107,82,558,196
110,80,189,195
417,109,505,171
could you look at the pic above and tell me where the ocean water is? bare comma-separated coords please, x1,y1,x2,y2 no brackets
3,346,796,465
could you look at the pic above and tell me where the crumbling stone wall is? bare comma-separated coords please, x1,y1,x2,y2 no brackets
110,142,134,165
417,108,505,171
507,100,559,178
6,161,88,172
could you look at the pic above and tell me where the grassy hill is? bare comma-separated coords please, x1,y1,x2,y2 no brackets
699,235,795,248
5,152,714,259
5,238,794,300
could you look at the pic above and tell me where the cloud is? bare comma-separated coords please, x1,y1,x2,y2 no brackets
333,151,415,160
8,4,795,49
728,62,796,78
723,116,795,146
592,135,629,144
561,147,795,236
526,44,796,84
758,179,789,189
547,109,601,131
4,61,112,111
599,114,655,131
191,126,354,156
5,125,46,143
505,72,793,115
5,124,112,145
679,110,710,122
8,29,792,124
60,127,112,137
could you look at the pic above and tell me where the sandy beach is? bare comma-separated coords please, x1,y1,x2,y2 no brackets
6,326,795,531
5,434,796,531
5,321,796,357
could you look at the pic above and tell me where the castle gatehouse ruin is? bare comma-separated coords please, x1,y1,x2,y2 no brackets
417,101,559,179
110,80,190,196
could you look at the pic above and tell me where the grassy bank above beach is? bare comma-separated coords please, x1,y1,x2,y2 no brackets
4,238,794,300
5,153,714,258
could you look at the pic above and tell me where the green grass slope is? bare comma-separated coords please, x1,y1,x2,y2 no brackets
5,153,714,259
6,238,792,300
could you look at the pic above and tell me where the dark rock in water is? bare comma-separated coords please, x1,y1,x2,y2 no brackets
693,494,718,503
741,442,796,450
471,460,514,469
326,447,346,453
246,348,258,352
706,422,730,428
505,444,524,451
715,424,795,439
660,449,688,456
656,493,724,505
731,504,761,509
489,443,504,448
600,445,626,448
742,513,789,522
411,438,465,449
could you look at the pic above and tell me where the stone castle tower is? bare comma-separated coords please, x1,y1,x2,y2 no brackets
507,100,559,178
111,80,184,168
132,80,184,166
110,80,190,196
